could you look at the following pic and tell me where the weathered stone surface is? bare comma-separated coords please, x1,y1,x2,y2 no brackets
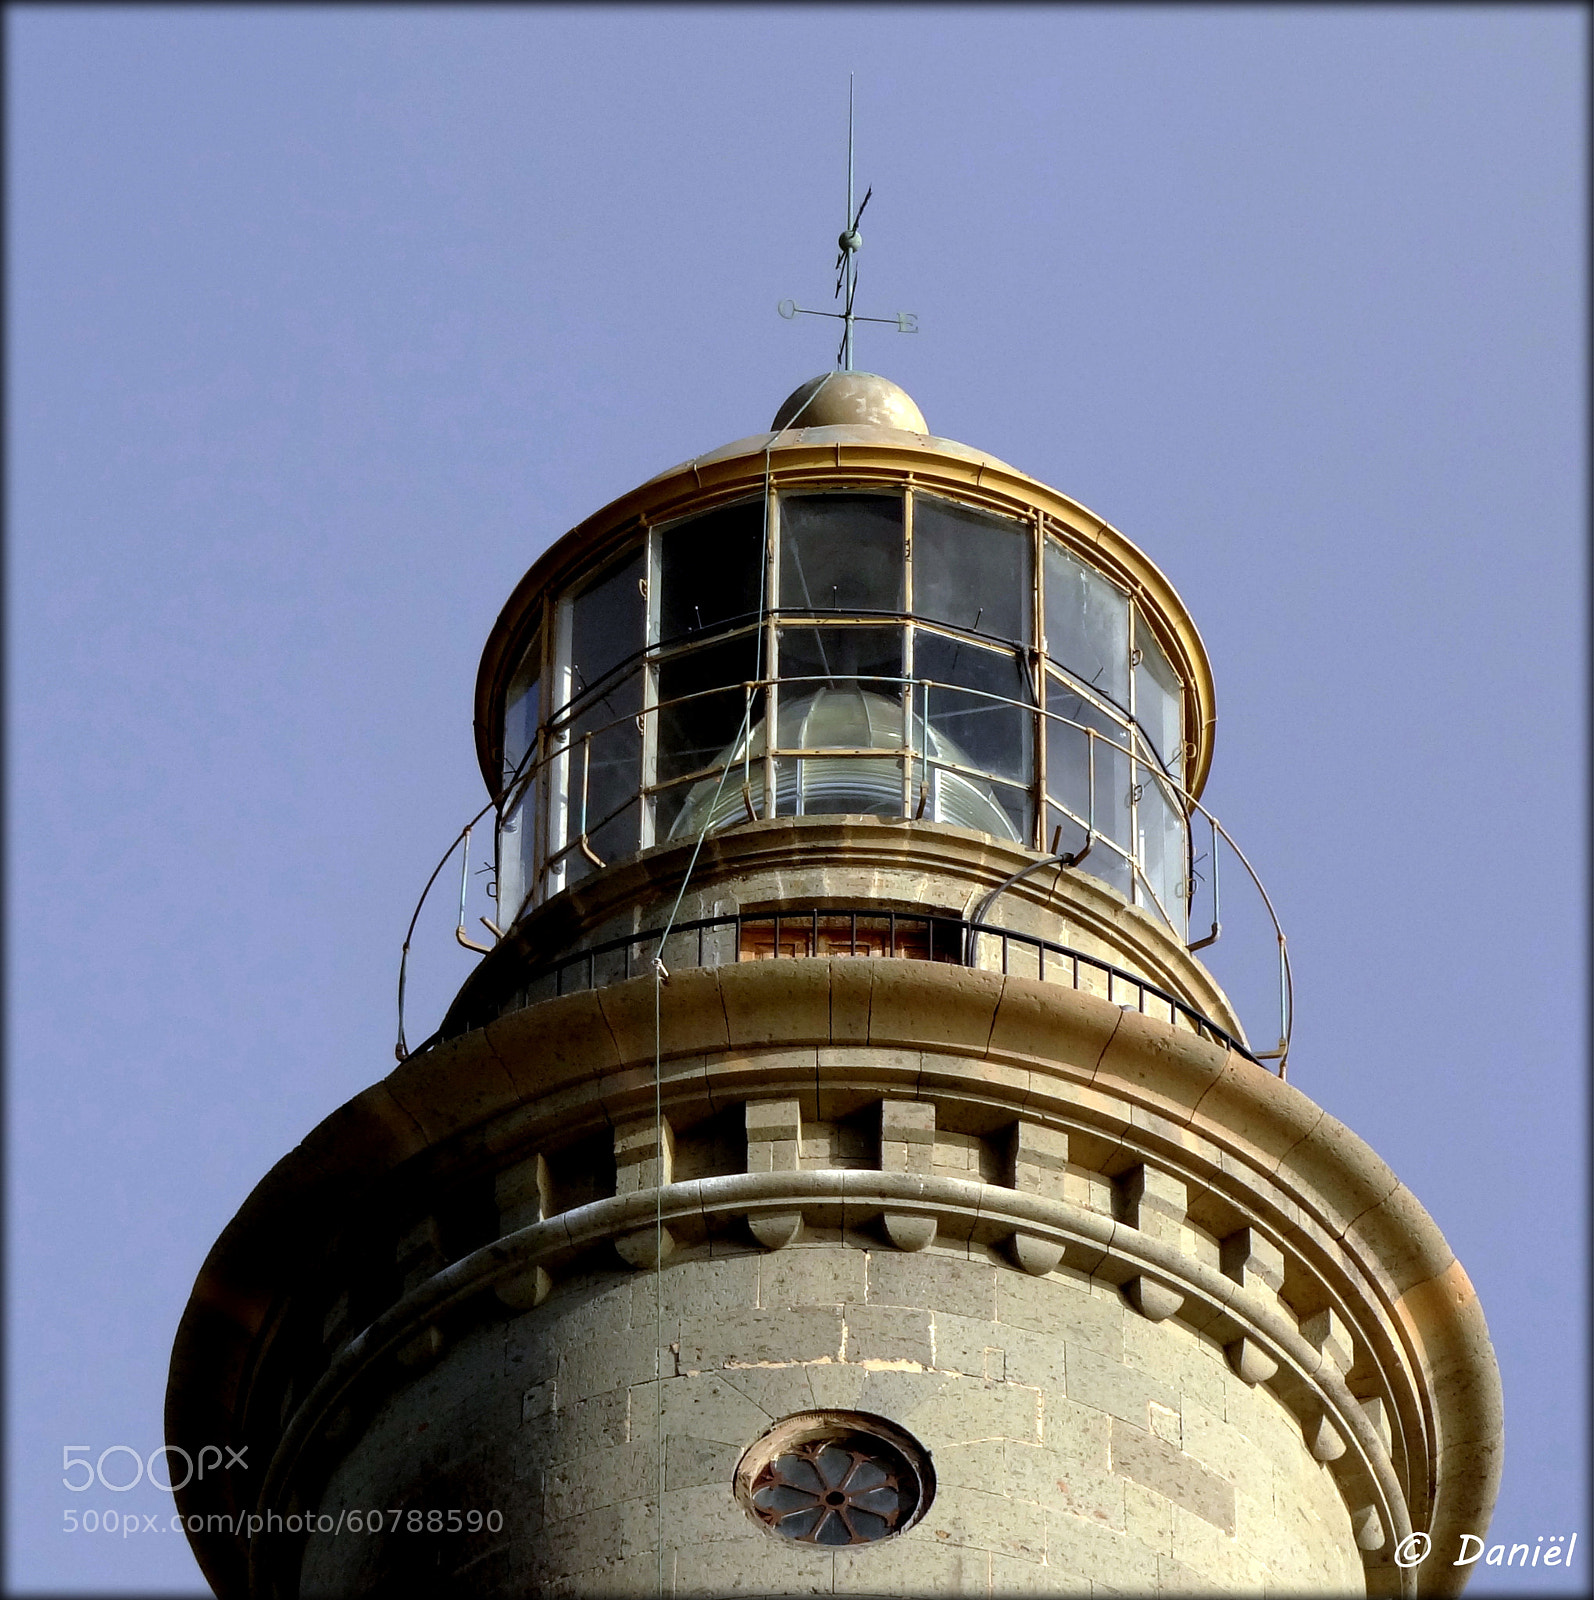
678,1306,844,1370
1108,1418,1236,1535
1218,1225,1284,1293
1301,1306,1355,1375
843,1303,934,1367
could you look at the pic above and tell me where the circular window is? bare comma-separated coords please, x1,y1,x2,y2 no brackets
734,1411,933,1547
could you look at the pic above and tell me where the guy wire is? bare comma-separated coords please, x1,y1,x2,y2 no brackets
649,373,835,1595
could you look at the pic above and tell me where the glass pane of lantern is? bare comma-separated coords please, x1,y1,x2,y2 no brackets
1133,611,1184,778
778,494,904,613
503,635,542,785
778,625,903,691
912,496,1030,645
1084,838,1134,901
1135,761,1188,933
563,669,642,884
1046,679,1132,854
1044,538,1129,710
496,778,537,927
658,501,765,646
914,632,1032,784
656,634,762,786
568,544,645,710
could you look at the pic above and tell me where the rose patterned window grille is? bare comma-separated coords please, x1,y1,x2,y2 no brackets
735,1412,931,1547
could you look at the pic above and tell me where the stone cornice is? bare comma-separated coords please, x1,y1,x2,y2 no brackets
168,959,1500,1599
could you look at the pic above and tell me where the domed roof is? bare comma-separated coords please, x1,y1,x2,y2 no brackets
772,371,927,433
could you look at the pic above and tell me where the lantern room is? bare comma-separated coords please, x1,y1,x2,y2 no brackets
474,372,1215,942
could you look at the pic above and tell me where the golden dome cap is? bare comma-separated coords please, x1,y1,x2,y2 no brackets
772,371,927,433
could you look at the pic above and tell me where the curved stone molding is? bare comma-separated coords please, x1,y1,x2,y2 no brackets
247,1169,1416,1598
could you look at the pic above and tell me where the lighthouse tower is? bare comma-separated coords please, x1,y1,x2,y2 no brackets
167,370,1501,1597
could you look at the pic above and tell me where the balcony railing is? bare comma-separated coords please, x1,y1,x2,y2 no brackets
396,676,1292,1079
409,906,1274,1077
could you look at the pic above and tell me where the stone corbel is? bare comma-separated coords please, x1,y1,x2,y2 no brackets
880,1099,936,1252
745,1099,804,1251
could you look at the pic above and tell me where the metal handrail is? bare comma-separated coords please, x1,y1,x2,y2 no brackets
400,671,1292,1076
429,906,1271,1074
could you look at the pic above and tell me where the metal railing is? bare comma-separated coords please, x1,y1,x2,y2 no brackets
427,906,1273,1075
397,672,1292,1077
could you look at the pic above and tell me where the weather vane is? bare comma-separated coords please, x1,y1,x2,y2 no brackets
778,76,918,371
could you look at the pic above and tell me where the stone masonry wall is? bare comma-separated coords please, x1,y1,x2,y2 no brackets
299,1243,1363,1597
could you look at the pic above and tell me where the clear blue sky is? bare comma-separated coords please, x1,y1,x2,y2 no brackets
7,7,1584,1593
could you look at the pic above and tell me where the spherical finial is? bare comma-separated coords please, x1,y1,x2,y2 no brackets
838,228,862,254
771,372,928,433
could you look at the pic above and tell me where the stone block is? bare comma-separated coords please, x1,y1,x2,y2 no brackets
678,1306,843,1370
1009,1119,1070,1198
485,987,620,1093
804,1362,870,1411
868,1250,996,1322
908,1372,1040,1445
597,967,730,1065
1065,1343,1178,1430
931,1311,1003,1380
1092,1006,1229,1119
986,973,1120,1071
676,1535,833,1595
1034,1394,1113,1466
916,1480,1047,1562
830,958,874,1043
844,1303,934,1367
996,1271,1124,1360
558,1328,665,1402
1046,1509,1161,1593
720,954,834,1047
1122,1477,1174,1554
386,1029,522,1144
716,1363,816,1420
991,1323,1067,1396
1167,1502,1253,1586
931,1436,1008,1491
856,1367,949,1426
526,1499,624,1581
1217,1225,1284,1293
1114,1164,1186,1243
1360,1394,1394,1454
745,1097,803,1173
629,1252,760,1334
664,1432,740,1491
1108,1418,1235,1535
522,1378,556,1423
1006,1438,1125,1532
880,1097,936,1174
832,1538,988,1594
613,1113,674,1194
640,1372,772,1447
1155,1552,1229,1595
495,1149,552,1233
989,1551,1071,1594
535,1386,630,1462
1300,1306,1355,1375
1176,1399,1273,1510
866,960,1002,1054
761,1244,866,1308
544,1438,656,1520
